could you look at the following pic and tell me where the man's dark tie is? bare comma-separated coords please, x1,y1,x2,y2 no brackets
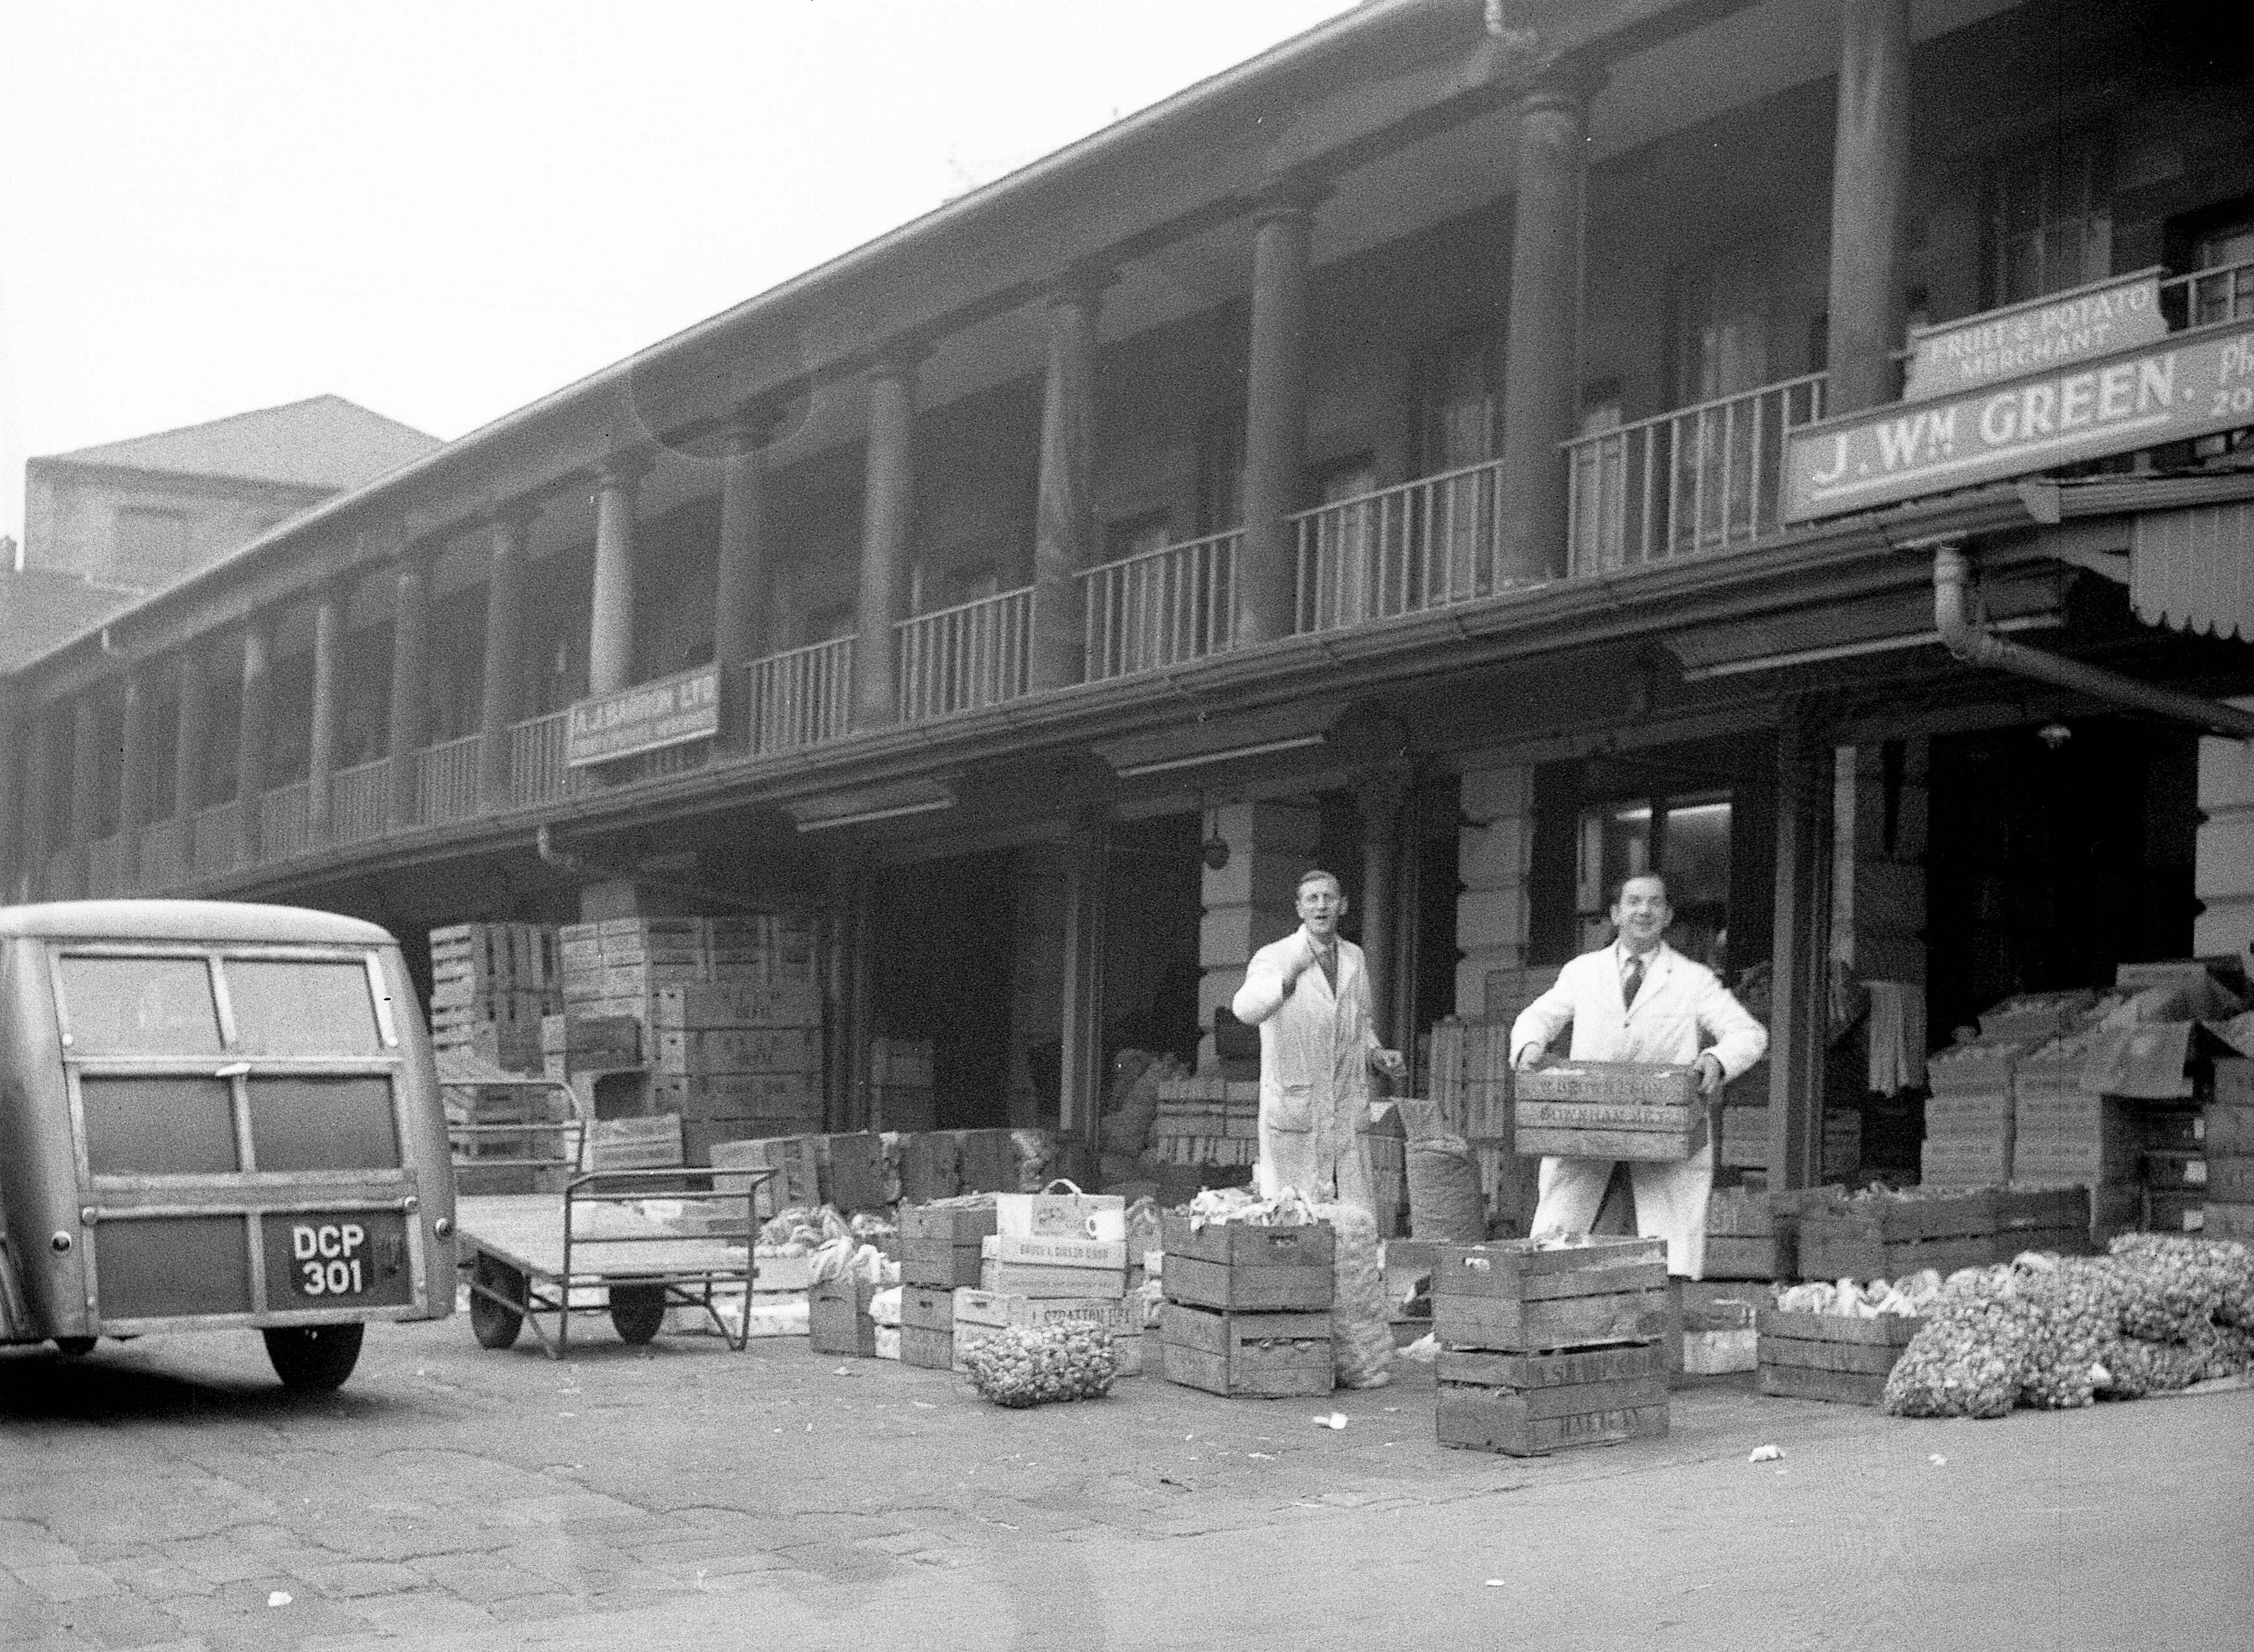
1622,955,1645,1009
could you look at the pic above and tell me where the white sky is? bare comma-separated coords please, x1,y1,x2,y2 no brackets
0,1,1355,552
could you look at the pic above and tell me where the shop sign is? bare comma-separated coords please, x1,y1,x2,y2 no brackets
564,663,721,767
1783,322,2254,526
1902,269,2164,401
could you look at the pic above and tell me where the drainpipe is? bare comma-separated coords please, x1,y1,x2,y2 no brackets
1931,544,2254,741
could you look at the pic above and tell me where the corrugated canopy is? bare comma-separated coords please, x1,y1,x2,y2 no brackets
2132,501,2254,642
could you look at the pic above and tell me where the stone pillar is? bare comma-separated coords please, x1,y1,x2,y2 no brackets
172,647,209,822
854,348,919,730
116,667,152,846
1357,773,1406,1046
478,505,534,810
1455,762,1538,1016
234,613,274,867
1029,269,1107,692
1497,72,1598,584
1824,0,1911,415
2194,697,2254,962
713,415,779,674
588,455,648,698
1768,713,1836,1192
307,579,345,843
1237,179,1320,647
1006,842,1073,1127
1197,799,1323,1070
386,548,433,829
1059,812,1111,1138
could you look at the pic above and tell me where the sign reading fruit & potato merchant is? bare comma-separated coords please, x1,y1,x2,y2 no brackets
1901,269,2164,401
1783,322,2254,525
564,663,722,767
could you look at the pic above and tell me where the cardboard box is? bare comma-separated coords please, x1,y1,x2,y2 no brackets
995,1187,1125,1241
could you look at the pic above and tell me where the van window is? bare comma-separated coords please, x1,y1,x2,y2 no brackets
227,959,384,1055
80,1076,238,1174
58,956,222,1054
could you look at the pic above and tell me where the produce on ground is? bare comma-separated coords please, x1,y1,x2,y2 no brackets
960,1322,1118,1408
1773,1271,1942,1318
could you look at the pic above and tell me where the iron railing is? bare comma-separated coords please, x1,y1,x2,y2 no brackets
1565,372,1828,574
508,710,572,807
1292,459,1510,634
260,780,312,861
740,636,857,754
897,587,1032,722
332,759,391,845
1078,528,1240,681
414,734,483,827
191,801,241,877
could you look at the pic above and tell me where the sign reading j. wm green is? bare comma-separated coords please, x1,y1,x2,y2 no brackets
1784,323,2254,526
564,663,720,768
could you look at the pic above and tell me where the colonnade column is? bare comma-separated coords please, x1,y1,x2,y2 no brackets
1058,810,1111,1138
307,578,345,844
713,415,779,676
1237,178,1321,647
172,647,209,825
116,667,152,866
1357,772,1406,1048
234,612,274,869
853,346,920,730
477,507,533,810
386,547,433,830
587,456,648,699
1497,69,1598,584
1767,705,1837,1192
1030,267,1108,692
1824,0,1911,414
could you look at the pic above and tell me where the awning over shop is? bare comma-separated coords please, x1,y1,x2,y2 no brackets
2132,500,2253,642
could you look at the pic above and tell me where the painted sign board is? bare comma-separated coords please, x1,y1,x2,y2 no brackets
1783,322,2254,526
1902,269,2165,401
564,663,722,768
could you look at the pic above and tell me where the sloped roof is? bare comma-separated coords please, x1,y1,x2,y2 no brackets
35,395,442,492
0,570,139,672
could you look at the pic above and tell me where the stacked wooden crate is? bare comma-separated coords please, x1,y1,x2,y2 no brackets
1431,1237,1670,1456
1794,1186,2089,1277
1158,1211,1335,1397
1755,1308,1922,1405
1429,1018,1512,1140
954,1187,1139,1372
1920,1039,2025,1187
867,1037,937,1131
1701,1185,1787,1280
1150,1077,1260,1169
2142,1102,2208,1234
2207,1059,2254,1241
809,1276,878,1356
896,1198,997,1369
427,922,560,1074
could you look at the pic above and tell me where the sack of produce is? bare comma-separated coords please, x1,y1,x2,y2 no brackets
1311,1199,1392,1390
1406,1133,1485,1243
960,1322,1118,1408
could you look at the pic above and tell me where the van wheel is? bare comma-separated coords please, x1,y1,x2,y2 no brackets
264,1323,364,1391
470,1257,526,1350
51,1336,96,1358
609,1285,666,1345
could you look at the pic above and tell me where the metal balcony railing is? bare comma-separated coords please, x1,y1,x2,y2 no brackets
1079,528,1240,681
139,818,186,891
508,710,572,807
897,587,1032,722
414,734,482,827
2161,255,2254,330
259,781,312,861
191,801,241,877
332,759,391,845
1292,459,1511,635
1565,372,1828,574
740,636,856,754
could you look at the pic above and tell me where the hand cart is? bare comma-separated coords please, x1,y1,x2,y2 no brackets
455,1165,776,1358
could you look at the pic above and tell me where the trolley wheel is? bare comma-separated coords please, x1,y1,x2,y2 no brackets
470,1256,527,1350
51,1336,96,1358
264,1323,364,1391
609,1284,666,1345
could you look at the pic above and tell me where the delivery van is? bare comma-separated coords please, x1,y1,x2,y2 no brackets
0,901,457,1389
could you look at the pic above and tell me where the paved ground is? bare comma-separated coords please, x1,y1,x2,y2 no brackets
3,1309,2249,1651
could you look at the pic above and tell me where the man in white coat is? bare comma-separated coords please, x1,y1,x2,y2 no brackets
1510,873,1766,1277
1231,869,1406,1212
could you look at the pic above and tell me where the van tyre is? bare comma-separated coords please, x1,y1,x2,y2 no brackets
470,1257,526,1350
51,1336,96,1357
264,1323,364,1391
609,1285,666,1345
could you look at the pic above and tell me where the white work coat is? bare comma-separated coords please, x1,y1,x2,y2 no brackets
1509,940,1767,1277
1232,929,1379,1210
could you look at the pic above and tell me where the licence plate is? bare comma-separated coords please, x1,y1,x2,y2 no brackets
262,1211,413,1307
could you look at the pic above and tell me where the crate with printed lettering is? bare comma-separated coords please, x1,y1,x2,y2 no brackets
1511,1063,1700,1162
1436,1342,1670,1457
951,1289,1143,1376
1158,1302,1332,1397
900,1198,999,1289
1158,1212,1334,1312
1431,1237,1668,1352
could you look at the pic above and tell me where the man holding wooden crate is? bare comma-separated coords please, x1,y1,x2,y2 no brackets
1232,869,1406,1212
1510,874,1766,1277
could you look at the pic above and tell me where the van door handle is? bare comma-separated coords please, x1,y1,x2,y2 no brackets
216,1063,251,1079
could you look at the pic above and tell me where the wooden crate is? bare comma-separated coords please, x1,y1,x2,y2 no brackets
1756,1308,1922,1406
708,1136,820,1216
952,1290,1141,1371
2204,1201,2254,1239
899,1283,956,1334
898,1133,962,1204
1512,1063,1699,1162
1702,1186,1787,1280
978,1259,1127,1298
899,1324,953,1370
954,1129,1021,1194
583,1114,683,1171
900,1202,998,1288
1435,1342,1669,1457
809,1279,877,1357
1431,1237,1668,1352
1159,1213,1335,1312
820,1133,890,1212
1158,1302,1334,1398
1796,1187,2089,1278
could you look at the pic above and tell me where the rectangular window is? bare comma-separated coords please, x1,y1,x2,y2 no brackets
1989,130,2112,307
57,955,222,1054
1575,793,1734,972
226,958,384,1055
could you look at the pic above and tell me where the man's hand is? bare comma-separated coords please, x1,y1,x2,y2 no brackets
1512,1043,1545,1073
1694,1052,1725,1097
1280,929,1316,988
1369,1047,1406,1081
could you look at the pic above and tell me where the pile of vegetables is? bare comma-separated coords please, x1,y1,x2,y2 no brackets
1774,1270,1942,1318
1186,1185,1318,1230
961,1322,1118,1408
1881,1234,2254,1419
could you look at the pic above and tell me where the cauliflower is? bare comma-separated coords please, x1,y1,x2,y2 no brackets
961,1322,1118,1408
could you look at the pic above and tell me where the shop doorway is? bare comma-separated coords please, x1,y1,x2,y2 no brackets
866,850,1019,1127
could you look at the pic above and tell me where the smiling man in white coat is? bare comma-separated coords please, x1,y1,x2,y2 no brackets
1231,868,1406,1212
1510,873,1766,1277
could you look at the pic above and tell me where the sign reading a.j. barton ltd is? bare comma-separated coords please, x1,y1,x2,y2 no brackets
1783,323,2254,526
1902,269,2164,401
564,663,721,768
